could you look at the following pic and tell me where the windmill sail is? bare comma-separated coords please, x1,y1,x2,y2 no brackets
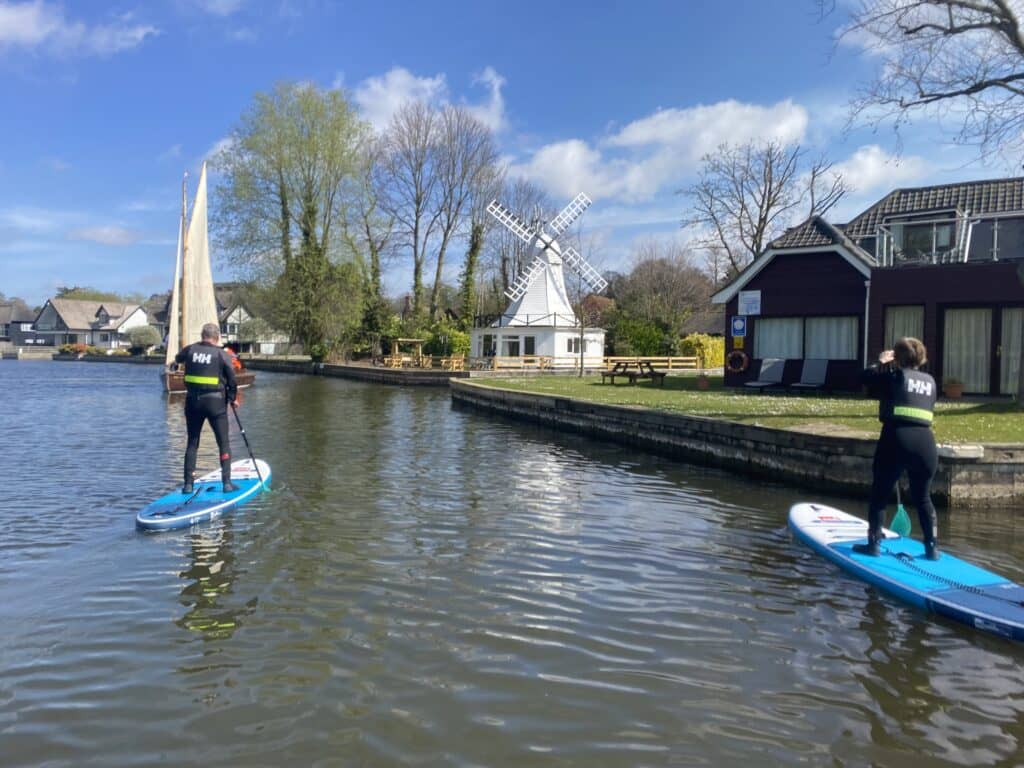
163,214,184,366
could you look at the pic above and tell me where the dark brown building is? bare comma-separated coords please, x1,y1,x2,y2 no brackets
713,177,1024,394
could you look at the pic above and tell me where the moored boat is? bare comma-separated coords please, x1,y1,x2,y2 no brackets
162,162,256,393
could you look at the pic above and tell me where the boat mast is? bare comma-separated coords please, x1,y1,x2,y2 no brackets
178,172,187,351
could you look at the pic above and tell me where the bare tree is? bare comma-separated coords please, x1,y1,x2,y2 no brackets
377,101,441,321
344,136,395,356
485,178,553,298
831,0,1024,157
428,106,502,320
680,140,846,277
616,240,713,338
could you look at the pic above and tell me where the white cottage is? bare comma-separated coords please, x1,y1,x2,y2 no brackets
33,298,149,349
472,193,607,369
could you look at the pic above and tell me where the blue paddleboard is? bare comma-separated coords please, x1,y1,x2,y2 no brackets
136,458,271,532
789,503,1024,642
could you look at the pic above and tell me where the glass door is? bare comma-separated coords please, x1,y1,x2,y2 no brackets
943,308,991,393
1001,308,1024,395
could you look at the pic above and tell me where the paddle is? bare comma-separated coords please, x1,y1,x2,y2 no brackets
230,401,265,489
889,483,912,537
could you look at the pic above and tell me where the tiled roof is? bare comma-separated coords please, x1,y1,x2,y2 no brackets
768,215,876,267
842,177,1024,239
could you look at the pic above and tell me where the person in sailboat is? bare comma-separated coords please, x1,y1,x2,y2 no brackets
175,322,239,494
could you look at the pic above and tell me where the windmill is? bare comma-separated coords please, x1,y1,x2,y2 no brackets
473,192,608,368
488,192,607,312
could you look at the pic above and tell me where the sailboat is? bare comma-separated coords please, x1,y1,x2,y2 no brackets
163,162,255,393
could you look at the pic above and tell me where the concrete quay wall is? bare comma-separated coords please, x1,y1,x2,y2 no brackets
450,380,1022,509
246,358,468,386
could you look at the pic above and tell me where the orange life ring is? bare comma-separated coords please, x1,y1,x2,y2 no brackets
725,350,749,374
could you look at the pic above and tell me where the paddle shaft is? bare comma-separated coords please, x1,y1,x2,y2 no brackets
230,402,264,488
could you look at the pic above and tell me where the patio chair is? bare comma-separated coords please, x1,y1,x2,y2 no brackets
790,358,828,392
743,358,785,391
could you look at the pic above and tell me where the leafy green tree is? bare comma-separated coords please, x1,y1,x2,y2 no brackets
56,286,141,303
213,82,368,356
127,325,161,352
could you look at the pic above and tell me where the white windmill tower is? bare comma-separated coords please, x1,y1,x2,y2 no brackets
472,192,608,369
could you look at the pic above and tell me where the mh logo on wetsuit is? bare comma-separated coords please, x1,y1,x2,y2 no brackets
907,378,933,396
192,352,213,364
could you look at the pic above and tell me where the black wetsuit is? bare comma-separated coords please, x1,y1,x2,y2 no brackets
175,341,238,488
861,365,938,547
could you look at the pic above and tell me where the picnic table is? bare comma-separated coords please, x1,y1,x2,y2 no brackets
601,360,667,386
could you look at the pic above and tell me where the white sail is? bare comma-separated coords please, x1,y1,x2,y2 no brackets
163,213,184,366
181,162,219,346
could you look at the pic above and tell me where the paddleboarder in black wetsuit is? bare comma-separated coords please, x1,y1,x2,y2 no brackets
175,323,239,494
855,337,939,560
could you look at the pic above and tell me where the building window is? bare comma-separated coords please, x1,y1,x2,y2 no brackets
0,323,8,338
228,323,239,335
944,308,991,392
996,218,1024,260
99,333,109,342
884,306,925,348
502,337,520,356
481,334,495,356
524,336,535,355
754,318,802,359
805,317,858,360
568,337,582,354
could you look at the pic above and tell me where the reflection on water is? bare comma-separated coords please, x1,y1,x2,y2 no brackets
1,360,1023,767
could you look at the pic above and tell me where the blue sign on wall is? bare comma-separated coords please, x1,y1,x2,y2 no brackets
731,316,747,337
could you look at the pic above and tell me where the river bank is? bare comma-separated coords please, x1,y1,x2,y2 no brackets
450,379,1023,509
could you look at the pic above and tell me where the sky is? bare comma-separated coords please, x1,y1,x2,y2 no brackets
0,0,1014,307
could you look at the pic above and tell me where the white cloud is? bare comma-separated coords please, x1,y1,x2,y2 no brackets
466,66,506,133
193,0,244,16
0,1,157,57
354,66,447,131
510,99,810,204
832,144,929,196
158,144,182,162
68,225,142,246
205,136,234,161
606,99,808,157
44,156,69,171
0,206,62,233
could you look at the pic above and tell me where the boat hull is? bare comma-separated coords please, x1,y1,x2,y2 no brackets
163,368,256,393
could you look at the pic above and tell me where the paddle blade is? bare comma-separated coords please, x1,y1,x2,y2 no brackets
889,503,912,537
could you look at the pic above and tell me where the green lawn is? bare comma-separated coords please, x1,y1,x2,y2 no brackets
472,375,1024,444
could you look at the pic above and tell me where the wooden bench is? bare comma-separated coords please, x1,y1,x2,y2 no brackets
627,363,667,386
600,361,666,385
601,361,631,384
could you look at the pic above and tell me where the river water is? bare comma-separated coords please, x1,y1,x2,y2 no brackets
2,360,1023,766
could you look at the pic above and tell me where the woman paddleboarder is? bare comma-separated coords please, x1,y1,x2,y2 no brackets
855,337,940,560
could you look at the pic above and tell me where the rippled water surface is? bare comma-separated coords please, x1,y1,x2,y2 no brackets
3,360,1024,766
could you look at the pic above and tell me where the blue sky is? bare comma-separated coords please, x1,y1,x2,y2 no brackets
0,0,1011,306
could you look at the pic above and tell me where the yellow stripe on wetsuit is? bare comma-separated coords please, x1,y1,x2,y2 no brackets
893,406,933,423
184,374,219,385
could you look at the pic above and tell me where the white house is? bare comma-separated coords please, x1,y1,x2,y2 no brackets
33,298,149,349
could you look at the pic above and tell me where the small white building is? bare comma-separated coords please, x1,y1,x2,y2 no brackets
33,298,149,349
472,193,607,369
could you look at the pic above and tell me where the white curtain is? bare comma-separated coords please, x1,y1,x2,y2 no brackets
755,318,802,359
805,316,858,359
1001,308,1023,394
944,308,991,393
885,306,925,348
